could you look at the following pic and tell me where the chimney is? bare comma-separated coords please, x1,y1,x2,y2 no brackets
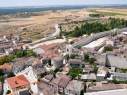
15,81,18,84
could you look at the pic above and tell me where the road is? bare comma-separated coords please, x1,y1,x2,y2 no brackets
30,24,60,45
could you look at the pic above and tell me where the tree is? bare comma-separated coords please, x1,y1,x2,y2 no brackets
78,46,81,49
93,66,98,75
48,60,51,66
0,76,3,82
84,54,89,62
7,72,15,78
0,69,4,76
70,41,74,44
6,90,11,94
69,54,75,59
8,54,15,62
89,58,96,64
103,46,113,53
16,51,23,58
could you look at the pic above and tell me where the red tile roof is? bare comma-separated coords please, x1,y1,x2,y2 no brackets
43,53,59,59
0,64,12,69
38,43,59,51
6,75,30,89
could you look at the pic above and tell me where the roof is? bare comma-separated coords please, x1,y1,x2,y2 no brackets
58,75,72,88
33,67,46,75
66,80,84,91
85,89,127,95
38,43,59,51
26,57,42,66
71,37,78,41
68,59,82,64
43,53,59,59
87,82,124,92
0,63,12,69
114,72,127,77
6,75,30,88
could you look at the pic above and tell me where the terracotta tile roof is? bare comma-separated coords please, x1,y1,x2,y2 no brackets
38,43,59,51
0,63,12,69
43,53,59,59
6,75,30,89
71,37,78,41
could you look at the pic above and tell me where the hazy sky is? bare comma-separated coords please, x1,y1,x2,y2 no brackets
0,0,126,7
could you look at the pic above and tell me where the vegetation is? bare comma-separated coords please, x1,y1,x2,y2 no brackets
88,10,127,16
40,72,47,78
78,46,81,49
119,68,127,73
70,41,74,44
93,65,98,75
0,50,36,65
6,90,11,94
89,57,96,64
48,60,51,66
111,77,127,84
89,14,100,17
68,68,83,79
84,54,89,62
69,54,76,59
51,68,60,77
7,72,15,78
103,46,113,53
0,69,4,82
63,18,127,37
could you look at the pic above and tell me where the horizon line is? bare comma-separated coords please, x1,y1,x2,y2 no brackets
0,4,127,8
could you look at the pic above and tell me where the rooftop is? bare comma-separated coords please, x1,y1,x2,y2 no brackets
6,75,30,89
0,63,12,69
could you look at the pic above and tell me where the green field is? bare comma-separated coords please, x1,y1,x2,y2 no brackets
88,10,127,16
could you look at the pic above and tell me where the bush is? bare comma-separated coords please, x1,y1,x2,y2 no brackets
84,54,89,62
70,41,74,44
103,46,113,53
68,68,83,79
7,72,15,78
0,76,3,82
6,90,11,94
69,54,75,59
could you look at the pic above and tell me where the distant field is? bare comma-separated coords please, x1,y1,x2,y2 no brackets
88,9,127,16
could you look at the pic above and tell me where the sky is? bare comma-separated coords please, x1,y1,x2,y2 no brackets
0,0,126,7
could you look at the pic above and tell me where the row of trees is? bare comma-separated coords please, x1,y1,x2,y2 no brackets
0,50,36,65
63,18,127,37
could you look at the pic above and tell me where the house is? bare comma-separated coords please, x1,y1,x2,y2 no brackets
41,75,54,83
96,66,108,81
34,43,60,55
65,80,84,95
114,72,127,80
39,82,58,95
0,63,12,73
11,58,27,74
68,59,82,68
33,67,46,76
51,56,63,68
86,81,124,92
5,75,30,93
57,75,72,93
101,53,127,69
49,74,72,94
26,57,42,68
